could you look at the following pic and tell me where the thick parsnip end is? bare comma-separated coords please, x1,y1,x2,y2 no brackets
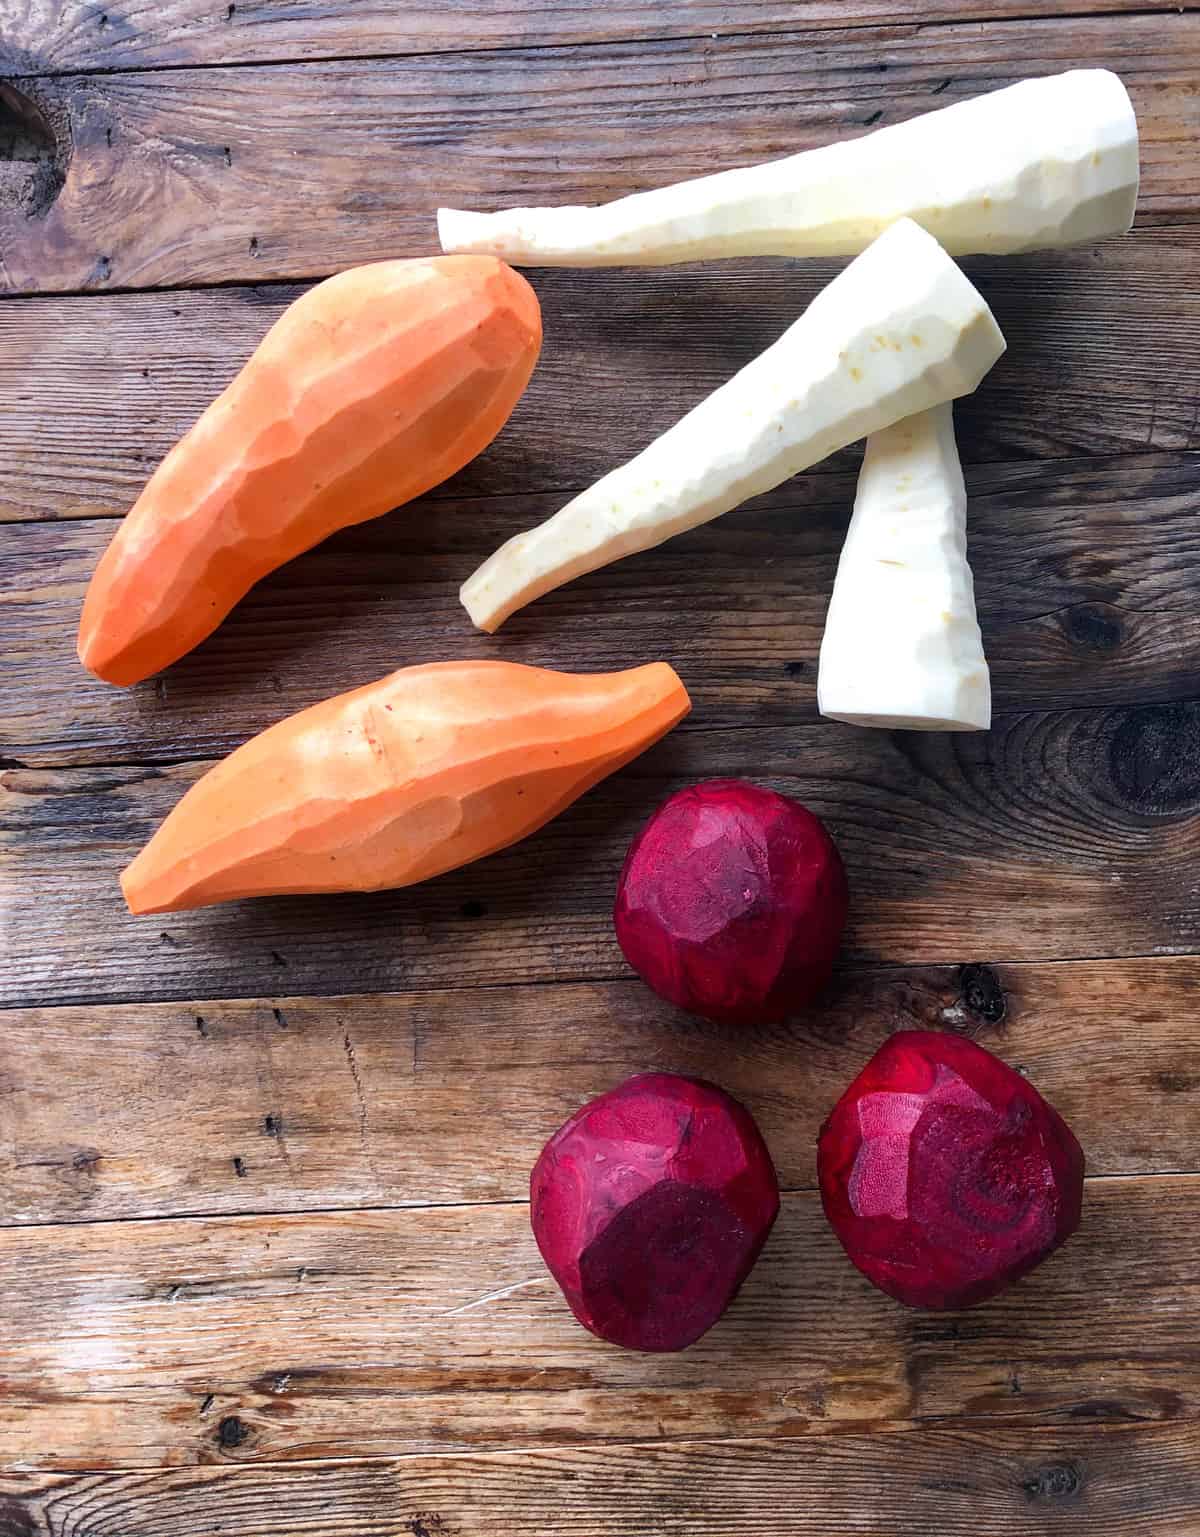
818,403,991,733
435,69,1139,268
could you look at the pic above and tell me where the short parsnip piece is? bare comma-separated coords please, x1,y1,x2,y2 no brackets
461,219,1004,633
818,404,989,732
439,70,1138,268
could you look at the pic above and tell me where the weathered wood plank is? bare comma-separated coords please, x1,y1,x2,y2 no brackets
0,1176,1196,1467
2,959,1196,1226
5,702,1200,1008
0,15,1196,293
5,0,1180,75
4,1422,1198,1534
4,453,1200,769
2,228,1197,524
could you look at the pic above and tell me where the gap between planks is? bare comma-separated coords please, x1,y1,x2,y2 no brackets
10,1416,1196,1479
1,1168,1193,1239
0,217,1194,307
3,5,1188,83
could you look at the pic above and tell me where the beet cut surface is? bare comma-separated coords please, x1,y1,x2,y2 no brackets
818,1030,1084,1310
531,1072,780,1351
614,778,848,1025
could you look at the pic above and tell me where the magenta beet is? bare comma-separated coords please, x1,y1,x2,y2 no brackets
614,778,848,1025
530,1073,780,1352
818,1031,1084,1310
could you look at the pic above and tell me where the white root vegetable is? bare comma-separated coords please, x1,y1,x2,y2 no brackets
461,219,1004,633
438,69,1138,267
818,404,989,732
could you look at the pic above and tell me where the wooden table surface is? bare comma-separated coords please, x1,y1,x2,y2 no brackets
3,3,1200,1532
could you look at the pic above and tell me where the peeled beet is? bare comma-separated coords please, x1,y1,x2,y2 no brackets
530,1073,780,1351
614,778,848,1025
818,1030,1084,1310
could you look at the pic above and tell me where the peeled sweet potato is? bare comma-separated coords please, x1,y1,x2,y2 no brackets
122,659,689,914
79,256,541,686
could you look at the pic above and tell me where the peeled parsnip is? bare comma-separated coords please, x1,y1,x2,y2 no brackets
438,70,1138,267
462,219,1004,633
818,404,989,732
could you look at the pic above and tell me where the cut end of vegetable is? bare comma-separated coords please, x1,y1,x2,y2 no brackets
818,402,991,733
461,219,1004,632
437,207,538,260
435,69,1138,267
120,659,689,914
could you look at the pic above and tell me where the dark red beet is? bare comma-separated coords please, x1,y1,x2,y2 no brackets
818,1030,1084,1310
530,1073,780,1351
613,778,848,1025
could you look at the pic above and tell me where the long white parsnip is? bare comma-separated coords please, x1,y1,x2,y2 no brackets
439,69,1138,267
461,219,1004,633
818,404,989,732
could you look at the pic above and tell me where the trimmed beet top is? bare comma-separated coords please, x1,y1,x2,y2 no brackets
818,1030,1084,1310
614,778,848,1025
531,1073,780,1352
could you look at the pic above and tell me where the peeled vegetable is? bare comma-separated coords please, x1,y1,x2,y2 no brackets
462,218,1004,632
79,256,542,687
122,659,689,914
818,1030,1085,1310
438,70,1138,267
614,779,847,1025
531,1073,779,1351
819,403,990,731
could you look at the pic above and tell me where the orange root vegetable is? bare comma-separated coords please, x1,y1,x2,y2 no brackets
121,659,690,914
78,256,542,687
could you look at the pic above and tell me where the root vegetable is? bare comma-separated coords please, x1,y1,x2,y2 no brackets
438,70,1138,267
121,659,689,914
531,1073,780,1351
819,403,990,731
818,1030,1085,1310
614,779,848,1025
462,218,1004,632
79,256,541,687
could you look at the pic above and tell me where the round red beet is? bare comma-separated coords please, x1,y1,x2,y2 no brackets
614,778,848,1025
818,1030,1084,1310
530,1072,779,1352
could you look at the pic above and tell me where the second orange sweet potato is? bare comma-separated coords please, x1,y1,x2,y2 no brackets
122,659,690,914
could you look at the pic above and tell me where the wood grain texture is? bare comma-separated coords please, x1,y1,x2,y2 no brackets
1,1176,1197,1468
3,1422,1198,1533
3,227,1198,524
4,451,1200,768
4,0,1181,74
2,958,1197,1226
0,13,1196,293
6,702,1200,1008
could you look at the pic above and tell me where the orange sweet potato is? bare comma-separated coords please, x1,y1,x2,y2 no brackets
122,659,690,914
78,256,541,687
